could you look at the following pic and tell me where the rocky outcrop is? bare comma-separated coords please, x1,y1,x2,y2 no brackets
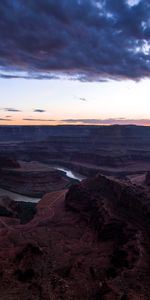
65,174,150,299
66,174,150,228
0,175,149,299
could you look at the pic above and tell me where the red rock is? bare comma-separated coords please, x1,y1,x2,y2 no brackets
0,174,149,299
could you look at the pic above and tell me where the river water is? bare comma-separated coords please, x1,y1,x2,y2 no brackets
0,188,40,203
55,166,85,181
0,166,85,203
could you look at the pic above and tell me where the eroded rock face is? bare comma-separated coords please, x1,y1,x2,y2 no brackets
66,174,150,227
0,175,150,299
0,169,70,197
65,174,150,299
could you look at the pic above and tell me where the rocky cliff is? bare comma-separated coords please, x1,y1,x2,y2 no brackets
0,174,149,299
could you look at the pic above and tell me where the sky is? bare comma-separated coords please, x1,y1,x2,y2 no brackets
0,0,150,125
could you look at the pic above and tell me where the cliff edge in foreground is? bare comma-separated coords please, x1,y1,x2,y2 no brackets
0,174,149,299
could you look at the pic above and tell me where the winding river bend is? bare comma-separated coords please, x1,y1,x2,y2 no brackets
0,166,85,203
55,166,85,181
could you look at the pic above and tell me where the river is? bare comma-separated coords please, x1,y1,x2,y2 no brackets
0,188,40,203
0,166,85,203
55,166,85,181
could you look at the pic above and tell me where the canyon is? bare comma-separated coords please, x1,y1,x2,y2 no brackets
1,125,150,179
0,125,150,299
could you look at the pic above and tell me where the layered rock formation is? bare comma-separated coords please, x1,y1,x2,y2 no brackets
0,174,149,299
0,168,69,197
0,161,70,197
1,125,150,177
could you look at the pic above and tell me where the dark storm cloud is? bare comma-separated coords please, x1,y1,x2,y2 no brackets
33,109,46,113
0,0,150,80
4,108,21,112
61,118,150,125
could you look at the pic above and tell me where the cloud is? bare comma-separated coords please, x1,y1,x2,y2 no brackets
79,97,87,102
0,0,150,81
4,108,21,112
33,109,46,113
0,72,58,80
0,118,12,121
61,118,150,125
23,118,54,122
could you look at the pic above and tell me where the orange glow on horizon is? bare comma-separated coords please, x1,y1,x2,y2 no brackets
1,119,150,126
0,119,61,126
